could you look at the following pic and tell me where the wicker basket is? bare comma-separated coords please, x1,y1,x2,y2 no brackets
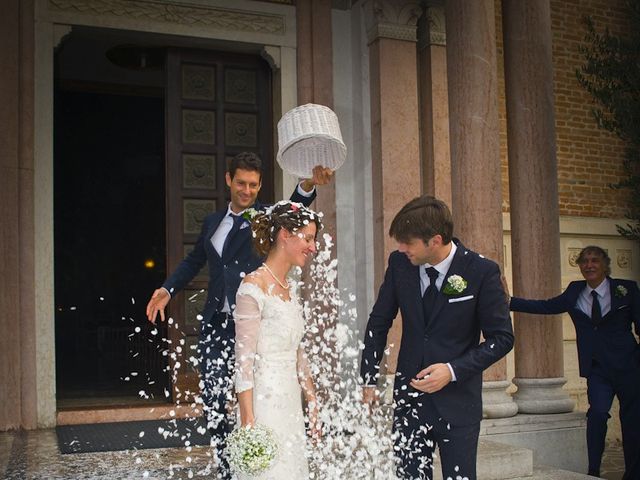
276,103,347,178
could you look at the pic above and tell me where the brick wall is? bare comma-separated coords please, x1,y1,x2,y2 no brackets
497,0,632,218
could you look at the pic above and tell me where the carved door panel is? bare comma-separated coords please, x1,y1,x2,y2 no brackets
165,48,272,400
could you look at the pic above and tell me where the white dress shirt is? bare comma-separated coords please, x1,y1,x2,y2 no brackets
576,278,611,318
420,242,458,381
420,242,458,294
210,205,243,257
210,205,246,313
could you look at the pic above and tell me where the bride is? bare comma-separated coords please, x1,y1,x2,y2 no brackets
234,201,322,479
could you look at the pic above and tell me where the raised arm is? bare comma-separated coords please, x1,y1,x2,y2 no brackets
510,288,571,315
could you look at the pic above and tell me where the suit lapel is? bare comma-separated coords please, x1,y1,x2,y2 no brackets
566,281,592,321
223,217,245,259
428,241,472,325
606,277,620,318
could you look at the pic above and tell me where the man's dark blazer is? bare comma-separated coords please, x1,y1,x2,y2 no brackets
510,278,640,378
361,240,514,427
162,188,315,328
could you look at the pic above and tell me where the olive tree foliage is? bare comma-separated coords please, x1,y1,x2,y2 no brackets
576,0,640,240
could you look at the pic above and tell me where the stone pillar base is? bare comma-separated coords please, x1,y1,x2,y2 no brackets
513,377,575,414
482,380,518,418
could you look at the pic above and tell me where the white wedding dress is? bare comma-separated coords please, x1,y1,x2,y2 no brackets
234,281,310,479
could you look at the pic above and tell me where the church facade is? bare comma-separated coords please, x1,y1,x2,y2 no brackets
1,0,636,472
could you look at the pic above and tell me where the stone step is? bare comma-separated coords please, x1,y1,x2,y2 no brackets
433,439,533,480
513,464,597,479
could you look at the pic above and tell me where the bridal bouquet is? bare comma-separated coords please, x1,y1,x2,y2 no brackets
227,424,279,476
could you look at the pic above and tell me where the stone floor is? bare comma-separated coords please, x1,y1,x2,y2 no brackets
600,440,626,480
0,428,627,479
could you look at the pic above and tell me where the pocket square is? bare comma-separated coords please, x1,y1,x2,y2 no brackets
617,304,630,310
240,221,250,229
448,295,474,303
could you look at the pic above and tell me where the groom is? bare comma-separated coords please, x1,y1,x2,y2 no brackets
146,152,332,479
361,196,514,480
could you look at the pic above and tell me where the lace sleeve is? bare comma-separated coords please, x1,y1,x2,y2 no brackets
297,343,312,387
234,285,263,393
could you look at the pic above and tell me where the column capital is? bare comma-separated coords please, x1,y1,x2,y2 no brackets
417,5,446,50
362,0,422,44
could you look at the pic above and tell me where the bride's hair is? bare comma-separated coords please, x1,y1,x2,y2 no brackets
251,201,323,256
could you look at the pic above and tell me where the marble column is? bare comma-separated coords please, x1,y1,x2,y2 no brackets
296,0,339,400
503,0,575,413
0,0,37,430
296,0,336,239
445,0,517,418
0,0,22,431
363,0,421,381
20,0,37,430
417,5,451,207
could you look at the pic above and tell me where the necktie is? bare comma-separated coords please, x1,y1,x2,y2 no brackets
423,267,440,326
591,290,602,323
222,214,242,252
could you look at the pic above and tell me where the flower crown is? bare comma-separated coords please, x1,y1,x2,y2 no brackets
263,200,323,226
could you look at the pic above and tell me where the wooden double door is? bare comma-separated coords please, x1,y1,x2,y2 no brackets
164,48,273,399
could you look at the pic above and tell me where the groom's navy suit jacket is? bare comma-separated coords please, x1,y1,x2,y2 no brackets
162,189,315,333
511,278,640,378
361,240,514,427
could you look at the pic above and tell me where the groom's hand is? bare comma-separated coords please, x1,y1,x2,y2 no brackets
146,288,170,323
410,363,452,393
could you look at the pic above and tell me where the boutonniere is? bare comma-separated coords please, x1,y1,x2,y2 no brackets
242,208,260,222
442,275,468,295
615,285,628,298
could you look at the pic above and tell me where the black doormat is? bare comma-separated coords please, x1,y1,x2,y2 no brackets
56,418,211,454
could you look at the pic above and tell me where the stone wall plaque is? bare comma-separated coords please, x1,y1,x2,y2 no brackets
568,248,581,267
617,249,631,269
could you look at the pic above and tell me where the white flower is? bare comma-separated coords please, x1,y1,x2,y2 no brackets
443,274,468,295
227,424,278,476
615,285,628,297
242,208,260,221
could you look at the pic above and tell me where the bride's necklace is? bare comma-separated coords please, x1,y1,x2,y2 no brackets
262,262,289,289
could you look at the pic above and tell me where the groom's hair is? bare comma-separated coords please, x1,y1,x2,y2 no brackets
227,152,263,179
389,196,453,244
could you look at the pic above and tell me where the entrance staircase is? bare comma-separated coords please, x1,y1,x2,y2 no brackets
432,439,595,480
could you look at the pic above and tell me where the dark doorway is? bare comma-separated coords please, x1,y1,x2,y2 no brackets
53,27,275,409
54,88,169,407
